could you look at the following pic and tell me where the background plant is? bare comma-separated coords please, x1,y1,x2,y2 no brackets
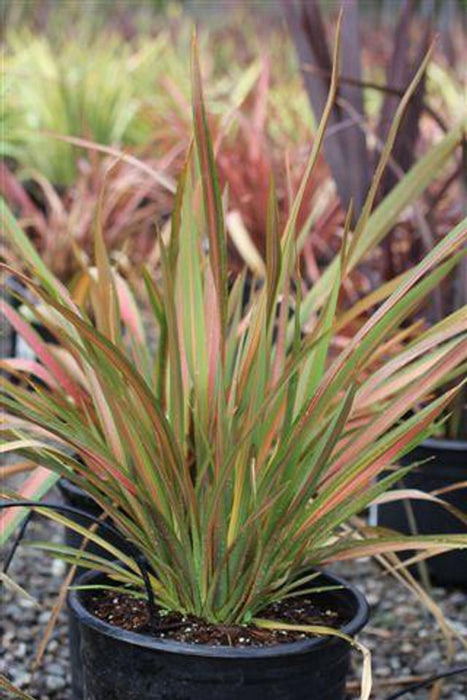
0,153,176,286
2,0,463,303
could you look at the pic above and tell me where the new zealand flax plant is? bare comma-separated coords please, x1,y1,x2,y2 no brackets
1,26,467,698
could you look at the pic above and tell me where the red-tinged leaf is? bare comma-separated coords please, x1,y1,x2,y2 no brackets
322,534,467,563
159,238,185,443
325,340,467,481
83,367,127,467
0,301,85,404
115,275,145,343
41,133,176,193
373,489,467,527
1,201,63,301
49,347,88,388
272,295,290,391
29,293,183,482
170,139,193,269
191,33,228,354
0,467,58,544
93,183,121,345
305,389,457,529
176,303,190,399
265,174,281,325
357,311,467,405
0,358,59,389
289,231,467,449
355,347,455,409
205,264,221,404
70,442,137,495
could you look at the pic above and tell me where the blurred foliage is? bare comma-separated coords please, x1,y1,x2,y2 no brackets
2,33,160,183
2,0,463,181
1,8,315,185
1,0,182,38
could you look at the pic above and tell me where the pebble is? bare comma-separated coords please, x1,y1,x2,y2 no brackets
12,671,31,688
378,666,391,677
47,662,65,676
39,610,51,624
14,642,27,659
52,559,66,576
45,674,67,691
365,592,379,606
414,649,442,673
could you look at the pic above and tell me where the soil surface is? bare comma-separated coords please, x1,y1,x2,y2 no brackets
87,589,344,646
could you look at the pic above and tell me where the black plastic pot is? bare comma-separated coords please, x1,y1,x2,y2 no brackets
377,438,467,587
58,478,133,700
68,568,369,700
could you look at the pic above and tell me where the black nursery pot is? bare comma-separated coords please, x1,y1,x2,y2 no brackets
58,479,132,700
377,438,467,587
68,569,369,700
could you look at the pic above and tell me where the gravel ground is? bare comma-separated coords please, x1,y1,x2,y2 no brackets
333,560,467,699
1,512,466,700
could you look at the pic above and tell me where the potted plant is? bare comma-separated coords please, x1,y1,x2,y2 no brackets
2,26,467,700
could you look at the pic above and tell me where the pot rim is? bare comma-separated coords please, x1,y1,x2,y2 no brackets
421,438,467,452
58,476,93,499
58,473,102,511
68,568,369,659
